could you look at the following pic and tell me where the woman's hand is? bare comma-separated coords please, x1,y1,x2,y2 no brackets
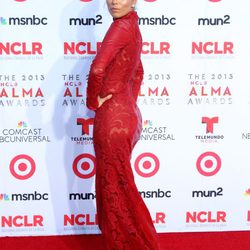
98,94,113,108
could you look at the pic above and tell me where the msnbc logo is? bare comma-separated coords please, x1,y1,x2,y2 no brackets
0,17,7,25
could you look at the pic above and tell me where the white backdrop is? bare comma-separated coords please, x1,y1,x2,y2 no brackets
1,0,250,236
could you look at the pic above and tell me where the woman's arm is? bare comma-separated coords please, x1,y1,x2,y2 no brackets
86,20,130,110
131,60,144,101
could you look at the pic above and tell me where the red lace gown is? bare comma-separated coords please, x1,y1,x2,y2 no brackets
86,11,159,250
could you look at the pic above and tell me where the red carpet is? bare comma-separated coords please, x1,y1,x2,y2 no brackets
1,232,250,250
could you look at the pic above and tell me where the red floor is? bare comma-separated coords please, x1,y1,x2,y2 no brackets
1,231,250,250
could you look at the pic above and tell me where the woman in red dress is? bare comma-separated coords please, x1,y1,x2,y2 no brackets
87,1,159,249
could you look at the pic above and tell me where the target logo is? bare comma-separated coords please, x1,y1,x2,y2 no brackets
73,154,96,179
196,152,221,176
134,152,160,177
10,154,36,180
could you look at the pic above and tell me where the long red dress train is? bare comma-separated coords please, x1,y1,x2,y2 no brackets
87,11,160,250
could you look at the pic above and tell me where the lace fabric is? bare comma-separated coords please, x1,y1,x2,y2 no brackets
87,11,160,250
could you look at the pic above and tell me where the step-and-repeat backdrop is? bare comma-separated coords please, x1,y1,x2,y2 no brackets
1,0,250,236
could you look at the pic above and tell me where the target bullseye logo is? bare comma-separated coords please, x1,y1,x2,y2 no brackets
73,154,96,179
196,152,221,176
134,152,160,177
10,154,36,180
